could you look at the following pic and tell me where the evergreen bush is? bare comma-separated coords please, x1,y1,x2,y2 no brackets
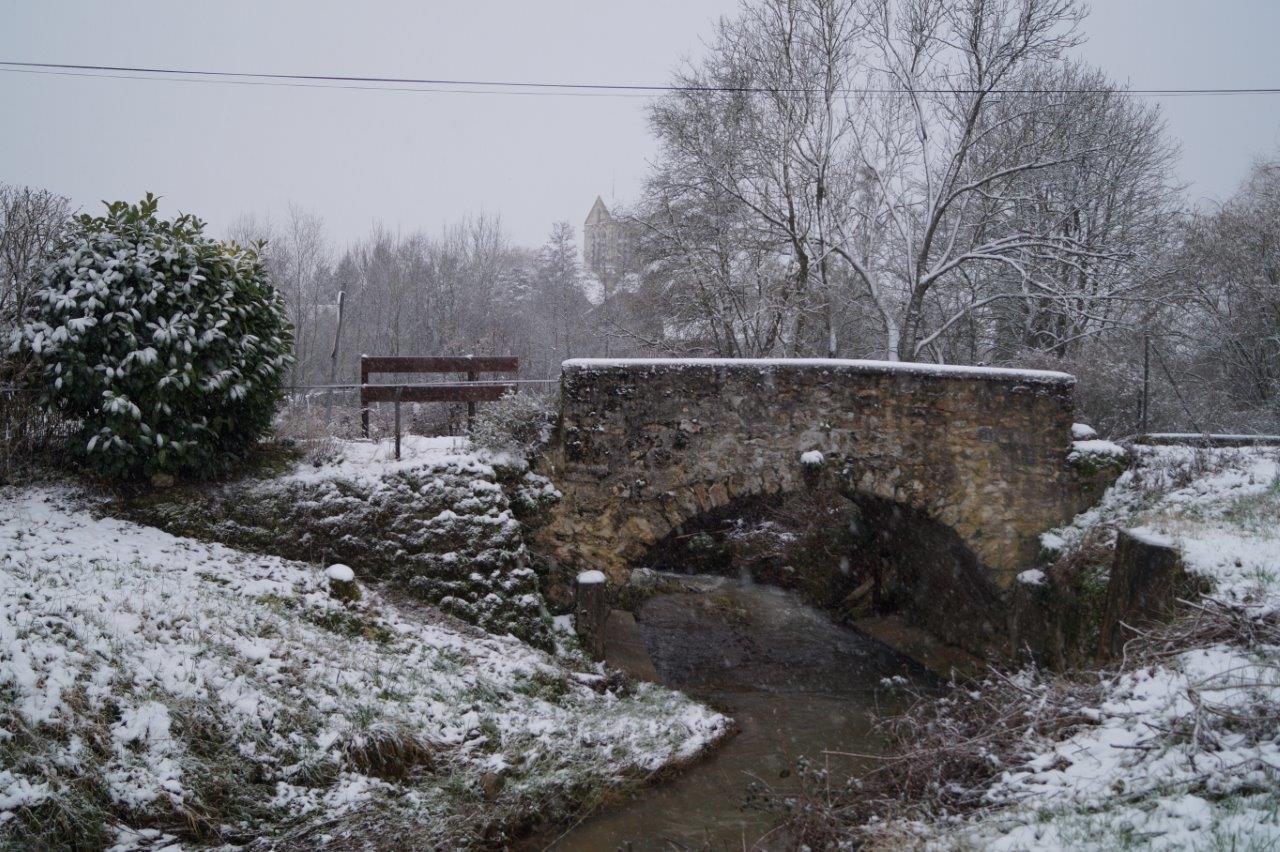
11,195,292,479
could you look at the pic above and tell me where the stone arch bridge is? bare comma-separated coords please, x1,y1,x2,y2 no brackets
536,359,1087,649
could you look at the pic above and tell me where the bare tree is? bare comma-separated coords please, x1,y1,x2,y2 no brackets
835,0,1093,359
0,185,71,334
1172,156,1280,412
645,0,864,356
230,205,331,384
635,0,1184,367
948,63,1183,361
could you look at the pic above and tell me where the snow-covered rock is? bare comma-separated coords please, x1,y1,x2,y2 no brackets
326,563,355,583
1016,568,1047,587
800,450,825,466
1071,422,1098,440
1069,438,1126,460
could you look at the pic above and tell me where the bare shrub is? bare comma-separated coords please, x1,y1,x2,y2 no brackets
468,390,556,458
342,725,441,781
0,383,71,483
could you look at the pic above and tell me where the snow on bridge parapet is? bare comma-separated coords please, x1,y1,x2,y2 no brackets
562,357,1076,387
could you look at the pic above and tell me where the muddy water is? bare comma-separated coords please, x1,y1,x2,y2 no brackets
549,576,931,851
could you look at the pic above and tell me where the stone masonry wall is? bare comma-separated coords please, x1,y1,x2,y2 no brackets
536,359,1080,601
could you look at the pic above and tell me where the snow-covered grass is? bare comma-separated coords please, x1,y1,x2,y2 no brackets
1047,445,1280,601
0,485,729,849
778,445,1280,850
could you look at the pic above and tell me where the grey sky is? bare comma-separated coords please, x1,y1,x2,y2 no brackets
3,0,1279,250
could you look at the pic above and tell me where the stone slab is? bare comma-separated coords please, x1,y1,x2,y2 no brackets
603,609,661,683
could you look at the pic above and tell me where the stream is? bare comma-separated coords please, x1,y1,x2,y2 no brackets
548,574,932,851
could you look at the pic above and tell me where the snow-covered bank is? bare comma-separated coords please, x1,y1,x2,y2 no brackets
941,446,1280,849
0,486,730,849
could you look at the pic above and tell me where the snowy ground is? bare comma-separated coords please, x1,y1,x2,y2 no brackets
281,433,482,486
947,446,1280,850
0,482,729,849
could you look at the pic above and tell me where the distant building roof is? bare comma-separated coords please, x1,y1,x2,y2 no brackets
585,196,611,225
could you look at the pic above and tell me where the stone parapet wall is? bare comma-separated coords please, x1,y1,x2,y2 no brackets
536,358,1080,595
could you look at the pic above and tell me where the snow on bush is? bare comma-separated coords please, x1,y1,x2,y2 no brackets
136,436,561,650
0,486,729,848
10,195,292,480
970,632,1280,850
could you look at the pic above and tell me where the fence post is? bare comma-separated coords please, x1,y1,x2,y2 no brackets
360,355,370,439
394,386,403,461
466,368,478,430
325,290,346,428
574,571,609,660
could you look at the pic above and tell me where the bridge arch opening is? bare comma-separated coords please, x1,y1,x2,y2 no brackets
631,482,1006,655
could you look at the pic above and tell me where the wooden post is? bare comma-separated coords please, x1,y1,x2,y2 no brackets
1141,335,1150,436
574,570,609,660
324,290,346,429
466,368,478,430
360,356,370,438
394,386,402,461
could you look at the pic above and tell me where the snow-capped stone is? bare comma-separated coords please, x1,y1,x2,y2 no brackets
1039,531,1067,552
1070,439,1126,460
1016,568,1047,587
326,564,355,583
1071,422,1098,440
577,570,607,585
800,450,825,466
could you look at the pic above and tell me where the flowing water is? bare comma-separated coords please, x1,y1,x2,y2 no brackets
547,575,932,851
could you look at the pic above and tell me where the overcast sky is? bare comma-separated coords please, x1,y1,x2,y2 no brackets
3,0,1279,250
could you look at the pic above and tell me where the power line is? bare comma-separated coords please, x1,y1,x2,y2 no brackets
3,59,1280,98
0,66,654,98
